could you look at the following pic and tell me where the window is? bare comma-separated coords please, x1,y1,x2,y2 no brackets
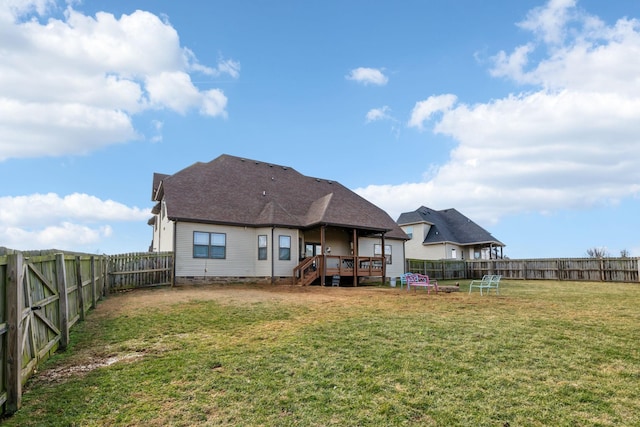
405,226,413,239
258,235,268,260
193,232,226,259
279,235,291,260
451,248,457,259
374,244,392,264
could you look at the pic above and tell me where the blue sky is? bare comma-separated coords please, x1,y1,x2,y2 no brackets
1,0,639,258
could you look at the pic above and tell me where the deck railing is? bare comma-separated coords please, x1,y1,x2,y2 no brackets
293,255,385,285
293,255,322,286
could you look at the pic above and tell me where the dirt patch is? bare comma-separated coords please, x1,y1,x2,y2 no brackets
29,353,144,386
93,284,407,318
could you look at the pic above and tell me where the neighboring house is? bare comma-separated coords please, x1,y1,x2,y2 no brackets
149,154,408,285
397,206,504,260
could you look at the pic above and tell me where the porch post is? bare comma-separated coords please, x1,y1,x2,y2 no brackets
352,228,358,286
381,233,386,285
320,225,326,286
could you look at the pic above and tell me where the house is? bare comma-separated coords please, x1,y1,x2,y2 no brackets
397,206,504,260
149,154,409,285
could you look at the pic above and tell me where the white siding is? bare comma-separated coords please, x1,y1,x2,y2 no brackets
174,223,299,278
420,244,447,260
158,207,175,252
150,215,160,252
151,202,175,253
273,228,299,276
402,222,438,260
301,227,351,256
358,237,405,279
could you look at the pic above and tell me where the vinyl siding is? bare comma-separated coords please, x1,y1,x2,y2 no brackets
402,223,430,260
301,227,351,256
158,203,175,252
175,222,299,278
358,237,405,279
273,228,300,276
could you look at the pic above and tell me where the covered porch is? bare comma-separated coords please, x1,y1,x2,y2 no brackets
292,224,389,286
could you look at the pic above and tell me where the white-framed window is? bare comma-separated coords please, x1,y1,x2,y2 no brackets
405,226,413,239
193,232,226,259
279,235,291,260
258,235,268,260
374,244,392,264
451,248,457,259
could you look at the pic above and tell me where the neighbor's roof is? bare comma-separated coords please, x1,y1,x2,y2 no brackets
397,206,504,246
152,154,408,239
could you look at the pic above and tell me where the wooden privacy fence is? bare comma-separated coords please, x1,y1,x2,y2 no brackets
406,257,640,283
0,252,106,415
405,259,467,280
107,252,173,291
0,250,174,416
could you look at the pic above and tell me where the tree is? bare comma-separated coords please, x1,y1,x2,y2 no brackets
620,249,630,258
586,247,609,258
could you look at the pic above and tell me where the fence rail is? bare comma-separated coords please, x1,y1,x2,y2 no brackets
1,250,174,416
108,252,173,291
406,257,640,283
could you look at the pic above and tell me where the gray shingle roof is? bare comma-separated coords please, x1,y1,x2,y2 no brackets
153,154,408,239
397,206,503,246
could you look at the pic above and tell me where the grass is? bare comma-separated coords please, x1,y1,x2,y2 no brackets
3,280,640,426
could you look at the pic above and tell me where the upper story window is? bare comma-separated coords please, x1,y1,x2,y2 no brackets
279,235,291,260
193,232,226,259
258,235,268,260
374,244,392,264
405,226,413,239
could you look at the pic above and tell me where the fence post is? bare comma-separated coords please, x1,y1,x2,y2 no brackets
75,256,85,321
102,256,108,296
6,253,24,414
90,256,97,309
558,259,563,281
105,256,112,295
56,253,69,351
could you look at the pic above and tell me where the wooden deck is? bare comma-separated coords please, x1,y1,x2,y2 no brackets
293,255,385,286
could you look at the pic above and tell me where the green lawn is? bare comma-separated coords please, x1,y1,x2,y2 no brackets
4,280,639,426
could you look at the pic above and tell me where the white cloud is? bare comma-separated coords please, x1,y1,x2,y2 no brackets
366,106,392,123
357,0,640,225
0,2,238,160
2,223,113,250
0,193,149,250
1,0,55,20
346,67,389,86
407,94,457,130
519,0,577,45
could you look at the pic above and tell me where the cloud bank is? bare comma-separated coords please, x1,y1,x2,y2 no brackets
0,193,149,251
357,0,640,224
0,0,239,161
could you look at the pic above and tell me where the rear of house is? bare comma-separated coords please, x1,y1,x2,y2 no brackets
149,154,408,285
